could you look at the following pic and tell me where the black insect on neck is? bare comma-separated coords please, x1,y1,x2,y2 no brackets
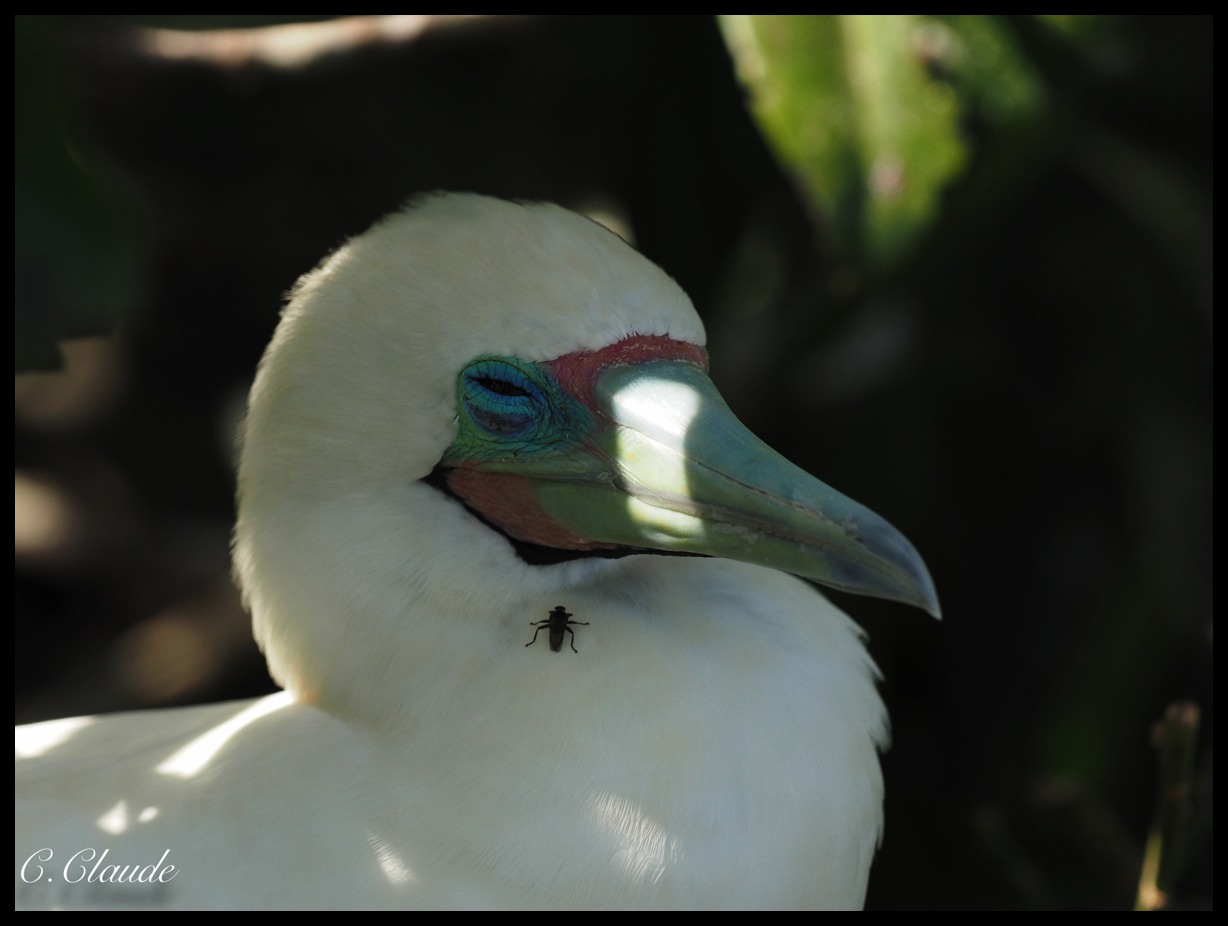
526,605,590,653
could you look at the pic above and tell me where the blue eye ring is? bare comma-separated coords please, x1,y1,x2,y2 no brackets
460,358,546,438
442,354,594,467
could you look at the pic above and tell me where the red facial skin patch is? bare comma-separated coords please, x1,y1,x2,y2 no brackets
443,469,620,551
444,335,707,552
544,334,708,411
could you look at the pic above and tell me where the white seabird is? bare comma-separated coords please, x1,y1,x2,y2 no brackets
15,194,938,910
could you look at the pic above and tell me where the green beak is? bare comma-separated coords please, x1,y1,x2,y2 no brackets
448,358,939,617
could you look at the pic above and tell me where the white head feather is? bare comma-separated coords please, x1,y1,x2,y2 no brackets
235,194,706,720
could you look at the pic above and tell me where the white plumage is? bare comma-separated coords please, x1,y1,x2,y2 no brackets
15,194,934,909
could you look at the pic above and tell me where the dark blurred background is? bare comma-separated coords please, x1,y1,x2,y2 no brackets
14,15,1212,910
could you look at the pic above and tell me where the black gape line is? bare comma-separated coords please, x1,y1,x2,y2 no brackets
526,605,590,653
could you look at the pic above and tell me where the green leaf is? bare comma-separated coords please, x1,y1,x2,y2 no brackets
722,16,1043,274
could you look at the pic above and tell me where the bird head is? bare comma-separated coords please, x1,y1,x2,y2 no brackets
234,193,937,722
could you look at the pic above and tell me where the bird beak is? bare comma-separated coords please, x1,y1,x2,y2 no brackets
558,361,939,616
441,359,940,617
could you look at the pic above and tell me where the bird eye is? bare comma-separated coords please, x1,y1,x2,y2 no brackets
474,375,531,399
460,359,546,438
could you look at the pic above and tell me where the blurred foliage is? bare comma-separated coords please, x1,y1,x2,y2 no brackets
721,13,1213,355
723,15,973,273
722,15,1199,290
14,15,1212,909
